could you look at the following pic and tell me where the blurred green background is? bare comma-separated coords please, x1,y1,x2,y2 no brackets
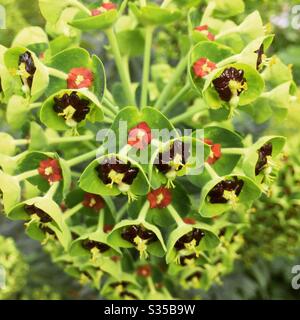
0,0,300,300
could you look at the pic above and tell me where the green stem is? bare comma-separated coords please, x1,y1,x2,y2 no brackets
161,82,190,114
204,162,220,180
161,0,172,8
12,151,28,161
47,67,68,80
44,182,60,199
221,148,246,155
102,96,119,114
97,209,105,232
68,0,91,16
14,139,29,146
104,116,113,124
29,102,42,110
49,134,94,145
66,148,100,167
138,201,150,221
116,202,128,222
140,26,154,108
147,277,156,293
170,108,207,125
155,55,189,109
102,106,116,119
200,1,216,24
105,28,136,106
167,204,184,226
64,202,84,220
15,169,39,182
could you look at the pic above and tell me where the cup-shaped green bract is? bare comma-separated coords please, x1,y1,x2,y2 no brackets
101,274,141,300
149,136,210,189
69,231,121,259
69,1,121,31
212,0,245,19
199,174,262,217
18,151,71,201
129,3,181,26
12,27,49,58
189,126,244,187
80,153,150,198
8,196,71,250
46,47,106,99
6,95,30,130
4,46,49,101
189,41,233,94
108,219,167,258
40,88,103,131
166,223,219,264
109,106,176,150
203,63,264,113
0,132,17,156
242,136,286,185
0,170,21,213
246,82,294,124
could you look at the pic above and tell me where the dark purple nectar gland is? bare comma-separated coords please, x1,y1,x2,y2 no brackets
82,239,110,261
120,291,138,300
255,143,273,176
121,225,158,259
96,157,139,201
186,271,202,288
24,204,53,223
255,44,265,71
179,253,198,266
0,78,3,94
174,229,205,260
155,141,191,188
208,176,244,205
18,51,36,90
212,67,247,103
53,91,90,127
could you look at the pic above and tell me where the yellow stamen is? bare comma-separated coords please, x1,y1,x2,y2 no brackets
107,170,125,186
58,105,76,120
75,75,84,86
133,236,149,259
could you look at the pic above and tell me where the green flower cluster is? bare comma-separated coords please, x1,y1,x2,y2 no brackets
0,0,297,300
0,235,28,299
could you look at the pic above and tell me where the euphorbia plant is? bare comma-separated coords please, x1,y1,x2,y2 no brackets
0,0,295,300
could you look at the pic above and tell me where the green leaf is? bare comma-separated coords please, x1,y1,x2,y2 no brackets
117,29,145,57
0,133,16,156
199,174,262,217
0,171,21,213
6,95,30,130
29,122,48,151
39,0,70,24
70,9,118,31
129,3,181,26
212,0,245,18
12,27,49,48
